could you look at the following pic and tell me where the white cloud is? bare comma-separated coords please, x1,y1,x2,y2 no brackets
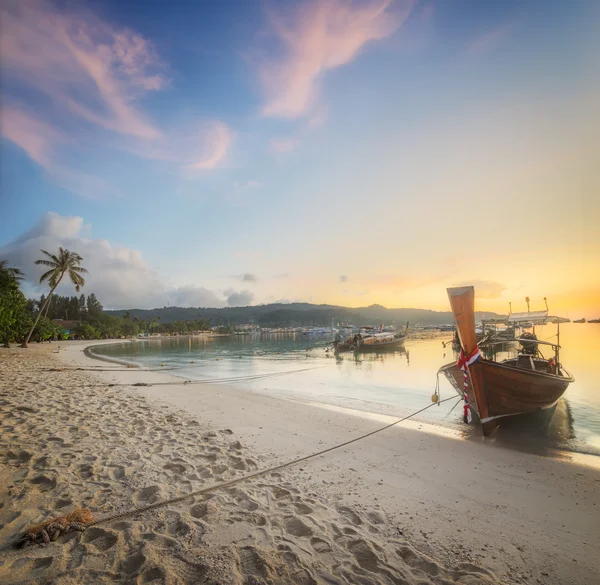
224,289,255,307
169,286,225,308
0,212,241,309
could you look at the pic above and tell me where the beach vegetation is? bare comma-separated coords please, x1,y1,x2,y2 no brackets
0,262,32,347
22,248,88,347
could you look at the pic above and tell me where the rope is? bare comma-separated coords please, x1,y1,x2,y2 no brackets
88,396,456,528
79,366,327,388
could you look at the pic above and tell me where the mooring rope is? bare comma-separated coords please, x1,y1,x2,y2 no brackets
78,365,327,388
87,396,456,528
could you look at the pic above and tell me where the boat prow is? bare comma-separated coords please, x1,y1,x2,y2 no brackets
443,286,574,435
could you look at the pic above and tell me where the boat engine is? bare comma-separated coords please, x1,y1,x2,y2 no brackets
519,331,538,355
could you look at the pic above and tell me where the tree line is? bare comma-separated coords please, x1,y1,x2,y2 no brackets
0,251,214,346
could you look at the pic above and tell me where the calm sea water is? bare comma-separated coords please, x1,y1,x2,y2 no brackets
92,323,600,457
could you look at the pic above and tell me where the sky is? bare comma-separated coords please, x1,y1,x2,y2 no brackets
1,0,599,317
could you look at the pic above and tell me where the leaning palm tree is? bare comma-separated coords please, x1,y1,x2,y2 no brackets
22,248,88,347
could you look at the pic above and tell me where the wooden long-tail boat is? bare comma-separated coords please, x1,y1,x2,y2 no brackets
439,286,574,435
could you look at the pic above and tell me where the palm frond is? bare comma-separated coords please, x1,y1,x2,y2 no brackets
41,249,59,263
35,259,57,267
69,266,88,273
39,269,57,283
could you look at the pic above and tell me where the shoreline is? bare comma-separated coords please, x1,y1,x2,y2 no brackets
84,339,600,464
1,342,599,584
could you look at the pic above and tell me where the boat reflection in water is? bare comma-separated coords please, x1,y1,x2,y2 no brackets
333,346,410,366
464,397,576,456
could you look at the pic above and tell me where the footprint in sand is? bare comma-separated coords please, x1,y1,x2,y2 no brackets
109,465,126,480
28,475,57,491
52,498,73,510
348,539,382,573
310,537,332,553
135,485,162,504
284,516,313,537
32,455,49,469
238,498,259,512
163,462,186,473
337,506,362,526
239,547,269,580
10,556,53,574
229,457,247,471
396,545,441,576
293,502,313,515
190,503,208,518
268,485,292,500
82,527,119,551
78,464,94,479
140,566,166,583
121,550,146,575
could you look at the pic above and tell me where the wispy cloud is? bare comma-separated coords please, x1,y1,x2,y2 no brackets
260,0,413,119
468,23,512,55
231,273,259,283
183,122,234,172
0,106,62,168
0,0,232,193
1,0,166,139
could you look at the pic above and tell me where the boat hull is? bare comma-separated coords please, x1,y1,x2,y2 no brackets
335,335,407,353
356,335,406,352
440,359,572,434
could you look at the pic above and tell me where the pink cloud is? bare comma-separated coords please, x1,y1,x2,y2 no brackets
1,0,166,139
469,24,512,55
0,1,232,190
260,0,413,118
0,106,62,168
184,122,234,172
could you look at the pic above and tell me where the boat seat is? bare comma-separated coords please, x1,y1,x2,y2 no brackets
516,355,536,370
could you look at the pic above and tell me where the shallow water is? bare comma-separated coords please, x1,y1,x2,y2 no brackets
93,323,600,456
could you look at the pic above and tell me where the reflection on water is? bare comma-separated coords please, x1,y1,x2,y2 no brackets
93,323,600,457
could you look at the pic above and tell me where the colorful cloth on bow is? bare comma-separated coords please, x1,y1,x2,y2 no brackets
457,346,480,424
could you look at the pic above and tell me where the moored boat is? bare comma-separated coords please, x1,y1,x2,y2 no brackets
439,286,574,435
334,324,408,353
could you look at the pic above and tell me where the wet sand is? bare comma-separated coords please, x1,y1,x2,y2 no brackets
0,342,598,585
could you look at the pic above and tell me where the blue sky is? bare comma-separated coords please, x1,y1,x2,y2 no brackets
1,0,599,314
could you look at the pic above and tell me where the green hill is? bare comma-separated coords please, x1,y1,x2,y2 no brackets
106,302,502,327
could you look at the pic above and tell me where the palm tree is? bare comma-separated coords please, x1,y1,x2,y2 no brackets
22,248,88,347
0,261,24,282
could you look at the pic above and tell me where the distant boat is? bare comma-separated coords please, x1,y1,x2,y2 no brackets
303,327,338,335
439,286,574,435
335,323,408,353
573,318,586,323
588,318,600,323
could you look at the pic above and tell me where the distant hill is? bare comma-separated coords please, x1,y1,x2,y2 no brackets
106,302,503,327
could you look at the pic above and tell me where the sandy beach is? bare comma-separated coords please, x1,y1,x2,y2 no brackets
1,342,599,585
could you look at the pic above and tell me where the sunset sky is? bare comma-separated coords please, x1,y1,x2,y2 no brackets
1,0,599,317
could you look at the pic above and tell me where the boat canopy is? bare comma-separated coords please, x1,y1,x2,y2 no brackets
507,310,548,323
